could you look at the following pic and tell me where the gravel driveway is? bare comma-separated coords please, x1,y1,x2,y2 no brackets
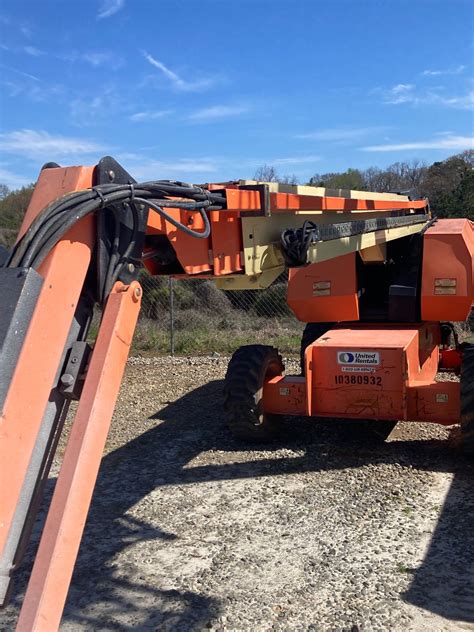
2,356,473,632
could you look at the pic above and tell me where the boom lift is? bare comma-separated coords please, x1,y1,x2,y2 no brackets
0,157,473,630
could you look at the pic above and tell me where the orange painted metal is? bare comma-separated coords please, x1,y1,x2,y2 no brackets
263,376,306,415
421,218,474,321
16,282,142,632
287,254,359,323
224,188,261,211
146,207,212,274
0,168,95,568
270,192,428,213
223,188,428,213
17,166,95,241
210,210,243,275
263,322,460,425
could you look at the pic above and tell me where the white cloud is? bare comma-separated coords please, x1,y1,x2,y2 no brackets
295,127,387,141
123,158,218,182
129,110,172,122
20,24,32,38
3,78,63,102
383,83,474,110
97,0,124,19
187,105,250,122
23,46,45,57
142,51,217,91
422,64,466,76
384,84,416,104
0,129,107,159
1,64,40,82
273,156,321,165
0,165,32,189
361,134,473,152
82,52,114,66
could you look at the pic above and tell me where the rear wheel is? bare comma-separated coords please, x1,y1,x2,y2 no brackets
460,343,474,456
224,345,284,441
300,322,334,373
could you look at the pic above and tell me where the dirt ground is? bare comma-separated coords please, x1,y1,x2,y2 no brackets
2,356,474,632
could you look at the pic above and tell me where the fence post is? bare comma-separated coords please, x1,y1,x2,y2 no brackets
168,276,175,356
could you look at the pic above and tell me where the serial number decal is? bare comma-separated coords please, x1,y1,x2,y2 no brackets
335,375,382,386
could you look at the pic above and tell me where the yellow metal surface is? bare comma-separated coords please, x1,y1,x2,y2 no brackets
238,180,410,201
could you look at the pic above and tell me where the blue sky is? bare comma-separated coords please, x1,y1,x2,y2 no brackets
0,0,473,189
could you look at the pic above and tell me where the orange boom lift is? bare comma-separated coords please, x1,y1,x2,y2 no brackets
0,157,473,630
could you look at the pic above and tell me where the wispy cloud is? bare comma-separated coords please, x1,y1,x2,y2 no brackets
3,74,64,103
97,0,124,19
361,134,473,152
273,156,321,165
384,84,416,104
142,51,217,91
119,157,218,182
0,64,40,82
382,83,474,110
82,52,115,66
0,129,107,159
0,165,32,188
23,46,45,57
187,105,250,122
295,126,388,141
69,85,125,126
20,24,32,38
129,110,172,122
422,64,466,76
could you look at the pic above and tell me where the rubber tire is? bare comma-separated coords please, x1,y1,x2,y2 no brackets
224,345,284,441
300,322,335,374
460,343,474,456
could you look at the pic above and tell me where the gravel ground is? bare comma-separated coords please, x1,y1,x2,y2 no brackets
2,356,473,632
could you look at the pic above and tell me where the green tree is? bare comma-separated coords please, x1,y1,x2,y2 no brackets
0,183,35,247
309,168,366,190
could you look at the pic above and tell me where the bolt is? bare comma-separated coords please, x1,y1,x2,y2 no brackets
107,170,115,182
127,263,135,273
133,286,142,302
61,374,74,387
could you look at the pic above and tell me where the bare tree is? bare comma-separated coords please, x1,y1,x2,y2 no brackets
253,165,298,185
254,164,279,182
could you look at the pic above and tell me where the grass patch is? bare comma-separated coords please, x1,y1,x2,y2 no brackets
131,314,303,355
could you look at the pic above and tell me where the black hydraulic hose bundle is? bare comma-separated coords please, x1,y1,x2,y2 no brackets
3,181,226,301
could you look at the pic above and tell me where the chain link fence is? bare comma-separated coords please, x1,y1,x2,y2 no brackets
134,270,303,356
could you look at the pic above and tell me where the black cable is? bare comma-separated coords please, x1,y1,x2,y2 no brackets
6,180,225,271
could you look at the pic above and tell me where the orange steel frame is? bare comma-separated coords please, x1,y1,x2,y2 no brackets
263,323,461,425
0,162,471,631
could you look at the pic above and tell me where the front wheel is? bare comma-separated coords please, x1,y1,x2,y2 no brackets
224,345,284,441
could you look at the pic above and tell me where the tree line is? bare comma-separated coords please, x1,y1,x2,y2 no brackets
0,149,472,248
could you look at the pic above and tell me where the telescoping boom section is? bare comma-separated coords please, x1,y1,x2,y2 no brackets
0,156,473,631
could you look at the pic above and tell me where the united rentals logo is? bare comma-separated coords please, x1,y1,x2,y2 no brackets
337,351,380,365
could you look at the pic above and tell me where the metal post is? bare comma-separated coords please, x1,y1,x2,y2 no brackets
169,276,175,356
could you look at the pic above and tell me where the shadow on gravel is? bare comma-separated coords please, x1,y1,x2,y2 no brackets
403,469,474,623
7,378,472,628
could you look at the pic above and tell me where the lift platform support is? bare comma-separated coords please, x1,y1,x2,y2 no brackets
0,157,472,630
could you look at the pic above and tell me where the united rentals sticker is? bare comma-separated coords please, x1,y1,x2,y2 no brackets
337,351,380,366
